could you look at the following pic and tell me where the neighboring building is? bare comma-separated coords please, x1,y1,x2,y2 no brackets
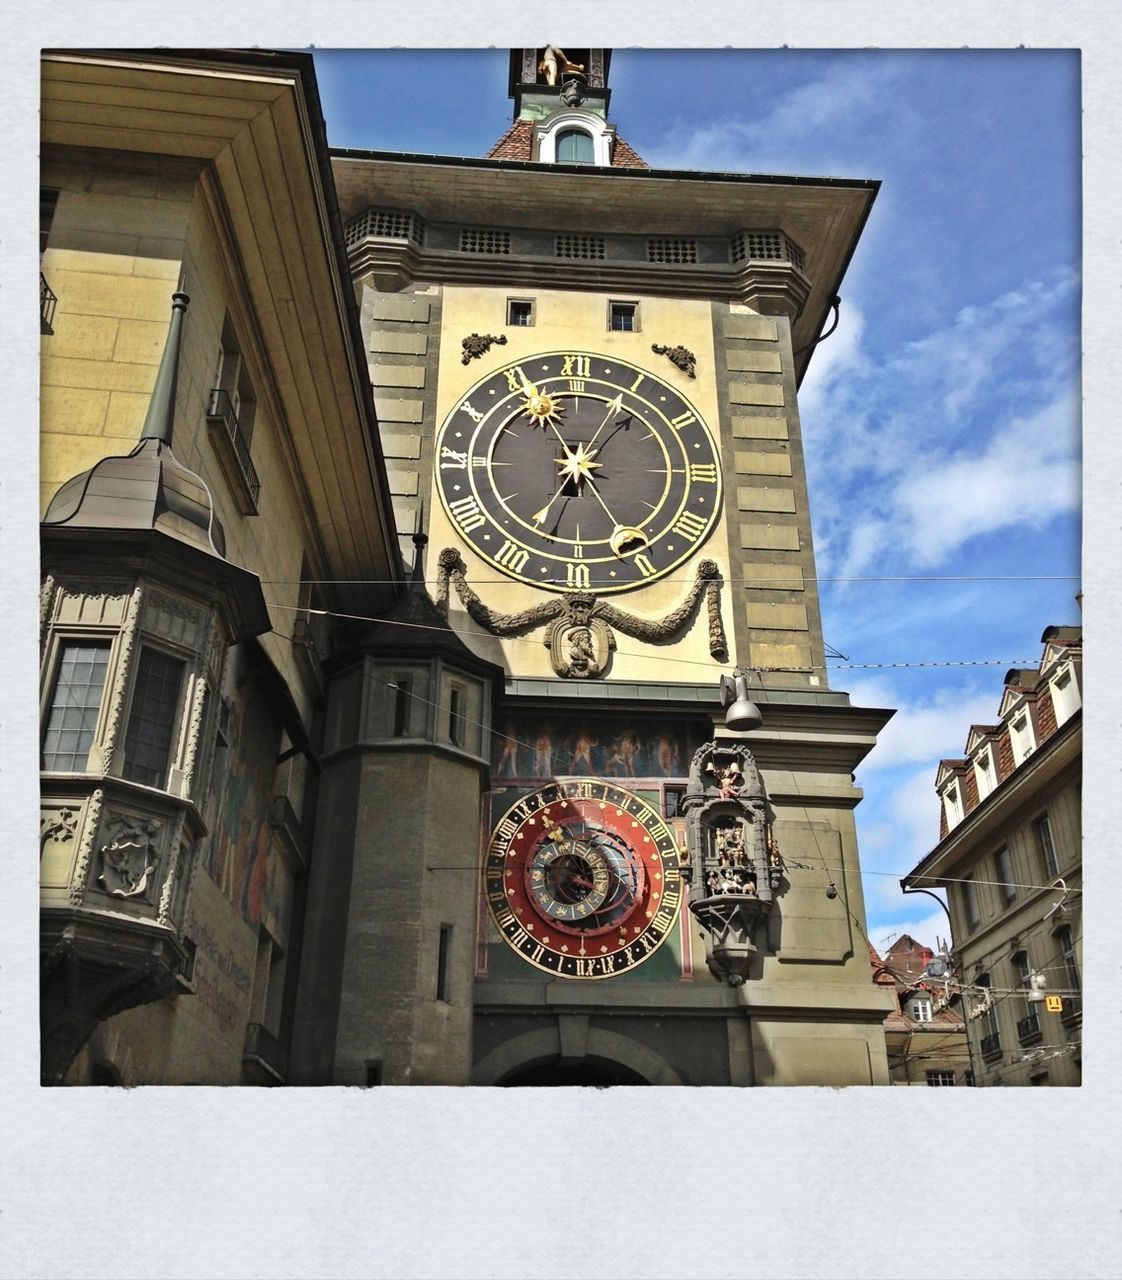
903,626,1082,1086
41,47,897,1087
870,936,971,1086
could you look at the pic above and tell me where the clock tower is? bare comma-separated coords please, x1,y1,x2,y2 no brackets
293,48,896,1085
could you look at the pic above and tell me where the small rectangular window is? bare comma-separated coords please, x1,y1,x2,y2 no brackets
365,1061,383,1086
436,924,452,1002
42,641,111,771
123,648,185,788
961,875,981,932
995,846,1016,906
609,301,638,332
663,786,686,819
448,686,465,747
1034,813,1059,878
926,1070,956,1086
392,679,411,737
507,298,534,327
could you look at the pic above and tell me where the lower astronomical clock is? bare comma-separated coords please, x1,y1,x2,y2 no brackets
484,780,684,978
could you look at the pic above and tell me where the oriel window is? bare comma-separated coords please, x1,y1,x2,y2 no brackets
122,648,185,788
42,641,110,771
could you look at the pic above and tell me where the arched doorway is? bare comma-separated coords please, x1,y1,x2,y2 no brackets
499,1058,648,1086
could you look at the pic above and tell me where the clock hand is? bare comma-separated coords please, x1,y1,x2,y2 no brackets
583,393,624,454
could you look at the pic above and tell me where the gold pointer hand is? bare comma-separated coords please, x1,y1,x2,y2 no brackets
584,393,624,453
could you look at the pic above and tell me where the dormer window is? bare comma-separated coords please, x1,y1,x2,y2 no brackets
974,748,996,801
534,110,616,166
1009,710,1035,766
907,995,934,1023
556,128,594,164
942,783,964,829
1050,664,1080,726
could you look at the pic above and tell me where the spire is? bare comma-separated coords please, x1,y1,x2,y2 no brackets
139,291,189,444
410,529,428,591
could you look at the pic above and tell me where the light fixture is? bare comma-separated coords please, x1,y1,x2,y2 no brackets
1027,971,1048,1004
720,668,763,732
825,883,838,900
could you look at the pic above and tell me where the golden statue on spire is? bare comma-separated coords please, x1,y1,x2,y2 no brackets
538,46,585,86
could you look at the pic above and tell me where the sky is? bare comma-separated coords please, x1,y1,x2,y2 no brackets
310,47,1083,956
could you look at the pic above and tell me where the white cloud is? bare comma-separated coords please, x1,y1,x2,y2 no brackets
803,268,1080,577
643,59,906,175
853,682,999,773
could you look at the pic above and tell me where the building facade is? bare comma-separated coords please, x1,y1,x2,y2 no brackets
903,625,1082,1086
870,936,972,1087
41,47,896,1087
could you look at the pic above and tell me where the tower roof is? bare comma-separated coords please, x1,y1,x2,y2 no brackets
42,292,226,562
485,118,648,168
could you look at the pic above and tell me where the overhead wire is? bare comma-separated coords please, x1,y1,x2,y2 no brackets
266,598,1047,676
272,617,1077,899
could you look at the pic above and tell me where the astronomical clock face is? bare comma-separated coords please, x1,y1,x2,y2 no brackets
484,780,684,978
435,351,722,594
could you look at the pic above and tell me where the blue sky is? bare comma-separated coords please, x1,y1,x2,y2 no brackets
312,47,1082,956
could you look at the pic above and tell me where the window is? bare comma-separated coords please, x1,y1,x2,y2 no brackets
908,996,934,1023
448,685,466,747
40,188,59,258
122,648,185,788
507,298,534,327
206,315,260,508
994,846,1016,906
609,301,638,332
1034,813,1059,878
1010,710,1035,765
392,678,412,737
556,128,594,164
365,1062,383,1086
961,875,981,932
663,786,686,819
1050,665,1080,725
976,972,999,1043
1056,925,1080,1009
926,1070,956,1086
943,784,963,828
974,750,996,801
436,924,453,1002
42,641,111,771
1012,950,1032,1006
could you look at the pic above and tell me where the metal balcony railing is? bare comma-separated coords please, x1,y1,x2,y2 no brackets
980,1031,1002,1061
1016,1011,1042,1044
206,388,260,505
242,1021,288,1084
40,273,57,334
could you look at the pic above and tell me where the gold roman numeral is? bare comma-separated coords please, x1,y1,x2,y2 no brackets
449,495,486,533
459,401,484,424
440,446,468,470
672,511,707,541
504,366,528,393
690,462,718,483
562,354,591,378
566,561,590,589
634,553,656,577
670,411,696,430
494,540,529,573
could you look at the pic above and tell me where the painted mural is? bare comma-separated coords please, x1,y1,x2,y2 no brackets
202,683,286,934
491,716,704,781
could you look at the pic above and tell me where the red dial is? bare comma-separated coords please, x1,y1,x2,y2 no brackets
485,780,683,979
